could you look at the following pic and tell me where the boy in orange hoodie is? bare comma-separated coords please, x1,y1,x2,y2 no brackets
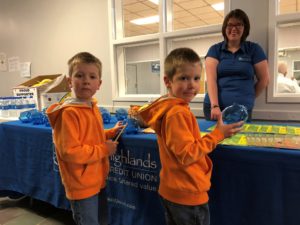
138,48,243,225
46,52,123,225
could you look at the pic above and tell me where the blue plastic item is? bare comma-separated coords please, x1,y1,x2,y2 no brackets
222,103,248,124
31,110,45,125
99,107,111,124
42,108,50,127
125,118,140,134
115,108,128,121
19,109,37,123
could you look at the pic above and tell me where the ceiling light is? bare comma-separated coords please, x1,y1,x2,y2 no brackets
130,15,159,25
149,0,159,5
212,2,224,11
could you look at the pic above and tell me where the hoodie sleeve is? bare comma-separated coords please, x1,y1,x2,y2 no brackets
164,111,224,166
54,108,110,165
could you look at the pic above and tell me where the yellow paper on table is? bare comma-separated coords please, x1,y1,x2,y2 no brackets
287,126,300,135
220,134,248,146
201,132,247,146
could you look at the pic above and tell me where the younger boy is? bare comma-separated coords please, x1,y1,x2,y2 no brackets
46,52,123,225
138,48,243,225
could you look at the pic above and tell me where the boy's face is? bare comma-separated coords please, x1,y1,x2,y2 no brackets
68,63,102,101
164,62,201,103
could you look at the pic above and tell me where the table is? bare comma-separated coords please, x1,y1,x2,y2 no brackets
1,120,300,225
0,120,164,225
0,121,69,209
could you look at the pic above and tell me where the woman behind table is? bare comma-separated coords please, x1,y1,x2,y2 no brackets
203,9,269,121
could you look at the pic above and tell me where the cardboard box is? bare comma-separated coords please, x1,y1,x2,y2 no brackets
40,75,71,109
13,74,70,110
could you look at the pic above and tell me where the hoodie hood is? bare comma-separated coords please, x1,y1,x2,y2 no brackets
46,97,96,128
138,95,188,132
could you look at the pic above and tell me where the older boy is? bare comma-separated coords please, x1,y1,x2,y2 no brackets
138,48,243,225
46,52,123,225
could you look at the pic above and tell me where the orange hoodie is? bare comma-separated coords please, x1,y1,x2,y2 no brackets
46,98,117,200
138,95,224,205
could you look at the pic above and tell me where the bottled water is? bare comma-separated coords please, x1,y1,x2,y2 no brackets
11,97,24,118
28,96,36,109
9,97,17,117
0,96,37,119
2,97,10,118
14,97,26,118
4,96,28,118
0,98,3,117
22,97,30,110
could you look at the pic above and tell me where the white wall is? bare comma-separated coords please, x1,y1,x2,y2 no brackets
0,0,113,107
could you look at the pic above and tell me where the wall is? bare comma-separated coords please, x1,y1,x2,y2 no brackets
0,0,113,107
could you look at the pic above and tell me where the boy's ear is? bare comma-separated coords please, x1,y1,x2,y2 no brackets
97,79,102,90
67,76,72,88
164,75,171,89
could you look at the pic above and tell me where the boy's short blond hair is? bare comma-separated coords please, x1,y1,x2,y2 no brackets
68,52,102,78
164,48,201,80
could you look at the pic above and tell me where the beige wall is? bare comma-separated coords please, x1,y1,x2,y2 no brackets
0,0,113,107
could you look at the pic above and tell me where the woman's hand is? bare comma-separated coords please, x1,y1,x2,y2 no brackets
210,107,222,121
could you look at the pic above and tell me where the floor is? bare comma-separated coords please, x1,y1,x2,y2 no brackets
0,196,76,225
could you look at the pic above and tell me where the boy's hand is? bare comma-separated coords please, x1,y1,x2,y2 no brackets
113,121,125,133
105,139,118,156
215,115,243,138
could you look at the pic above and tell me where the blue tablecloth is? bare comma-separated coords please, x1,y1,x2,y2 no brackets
1,120,300,225
0,121,70,209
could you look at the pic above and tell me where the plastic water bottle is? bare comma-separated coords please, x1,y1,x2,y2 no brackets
14,97,24,117
28,96,36,109
0,98,3,117
2,97,10,118
6,97,15,118
22,97,30,111
9,97,16,117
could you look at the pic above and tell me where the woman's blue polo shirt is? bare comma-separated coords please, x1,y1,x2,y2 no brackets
204,41,267,111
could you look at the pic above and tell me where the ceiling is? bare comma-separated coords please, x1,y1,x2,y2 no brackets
280,0,300,14
122,0,300,37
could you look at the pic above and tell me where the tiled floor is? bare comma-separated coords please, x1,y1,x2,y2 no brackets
0,196,75,225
